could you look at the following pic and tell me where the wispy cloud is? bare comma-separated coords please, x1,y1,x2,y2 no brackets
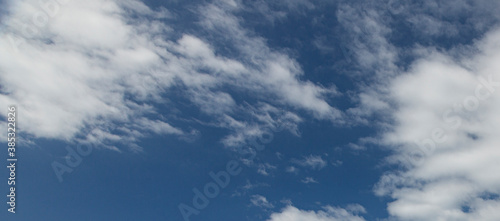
250,195,274,209
257,163,277,176
286,166,299,174
0,0,340,150
301,177,318,184
292,155,327,170
232,180,269,197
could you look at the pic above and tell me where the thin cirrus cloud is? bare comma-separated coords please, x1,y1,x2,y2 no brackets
292,155,328,170
250,195,275,209
0,0,340,149
257,163,277,176
301,177,318,184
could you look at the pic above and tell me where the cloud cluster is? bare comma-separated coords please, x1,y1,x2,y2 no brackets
376,27,500,221
400,0,500,39
4,1,500,220
0,0,340,149
334,1,500,220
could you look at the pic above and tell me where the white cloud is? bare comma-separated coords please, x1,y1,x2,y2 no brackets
0,0,340,149
0,0,182,147
333,2,500,220
198,2,342,121
244,0,315,24
257,163,277,176
301,177,318,184
336,4,398,77
286,166,299,173
232,180,270,197
406,14,458,37
251,195,274,209
347,143,366,151
267,205,366,221
219,104,303,149
336,3,399,125
332,160,343,167
375,27,500,221
401,0,500,38
293,155,328,170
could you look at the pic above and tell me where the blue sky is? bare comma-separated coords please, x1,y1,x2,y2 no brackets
1,0,500,220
